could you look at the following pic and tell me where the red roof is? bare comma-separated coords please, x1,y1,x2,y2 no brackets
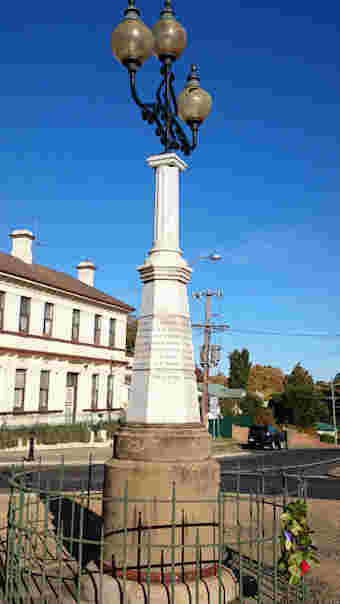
0,251,135,313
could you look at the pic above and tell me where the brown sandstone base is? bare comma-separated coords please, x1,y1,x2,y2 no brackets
102,423,220,573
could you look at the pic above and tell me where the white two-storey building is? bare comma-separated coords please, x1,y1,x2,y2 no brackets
0,229,134,427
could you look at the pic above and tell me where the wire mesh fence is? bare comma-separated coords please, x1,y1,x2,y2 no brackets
0,457,319,604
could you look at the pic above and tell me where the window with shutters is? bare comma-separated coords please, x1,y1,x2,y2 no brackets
19,297,30,333
39,371,50,411
43,303,54,336
14,369,26,411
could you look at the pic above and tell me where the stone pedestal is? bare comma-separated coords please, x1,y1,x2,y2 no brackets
103,424,220,571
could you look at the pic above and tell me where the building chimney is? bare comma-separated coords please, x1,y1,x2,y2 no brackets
77,260,96,287
10,230,35,264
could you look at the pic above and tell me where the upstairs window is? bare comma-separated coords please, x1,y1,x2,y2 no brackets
107,374,114,408
19,297,30,333
91,374,99,410
14,369,26,411
43,303,54,336
39,370,50,411
0,292,5,330
94,314,101,345
72,309,80,342
109,318,116,348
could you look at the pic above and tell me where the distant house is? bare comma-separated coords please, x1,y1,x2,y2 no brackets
197,384,246,415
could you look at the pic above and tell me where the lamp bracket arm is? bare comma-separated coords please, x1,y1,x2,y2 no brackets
129,71,163,134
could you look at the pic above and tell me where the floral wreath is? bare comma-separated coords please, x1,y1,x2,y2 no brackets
278,499,319,585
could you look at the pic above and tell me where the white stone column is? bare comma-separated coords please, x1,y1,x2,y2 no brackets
127,153,200,424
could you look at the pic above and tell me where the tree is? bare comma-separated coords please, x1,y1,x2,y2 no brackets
248,364,285,399
239,392,262,415
220,399,238,416
269,386,329,428
287,363,313,387
126,316,138,354
284,385,328,428
229,348,252,389
209,372,228,386
254,407,276,426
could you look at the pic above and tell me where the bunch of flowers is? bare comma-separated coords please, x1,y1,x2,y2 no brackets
278,499,319,585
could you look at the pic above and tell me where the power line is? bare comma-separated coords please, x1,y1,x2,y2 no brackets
223,328,340,339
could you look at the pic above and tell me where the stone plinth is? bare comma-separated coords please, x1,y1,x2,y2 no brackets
103,424,220,571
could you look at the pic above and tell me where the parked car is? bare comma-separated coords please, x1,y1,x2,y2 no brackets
247,424,287,450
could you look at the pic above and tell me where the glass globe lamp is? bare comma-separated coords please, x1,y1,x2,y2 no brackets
111,0,154,70
152,0,187,61
177,65,212,125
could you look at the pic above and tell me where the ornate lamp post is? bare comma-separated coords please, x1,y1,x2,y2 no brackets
111,0,212,154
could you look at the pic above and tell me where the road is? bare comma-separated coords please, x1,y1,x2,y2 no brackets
1,449,339,499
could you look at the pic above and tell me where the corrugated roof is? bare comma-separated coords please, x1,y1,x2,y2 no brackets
0,251,135,312
197,384,246,398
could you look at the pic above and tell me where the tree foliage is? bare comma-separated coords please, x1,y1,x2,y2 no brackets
269,385,328,428
220,399,239,417
248,364,285,398
254,407,276,426
287,363,313,387
229,348,252,389
209,372,228,386
239,392,263,415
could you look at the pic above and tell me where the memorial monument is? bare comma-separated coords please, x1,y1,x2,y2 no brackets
102,1,232,593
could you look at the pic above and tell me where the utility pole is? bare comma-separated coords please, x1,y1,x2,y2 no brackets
192,289,229,426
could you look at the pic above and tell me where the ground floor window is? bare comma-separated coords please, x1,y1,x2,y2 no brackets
66,372,78,423
107,374,114,408
14,369,26,412
91,374,99,410
39,370,50,411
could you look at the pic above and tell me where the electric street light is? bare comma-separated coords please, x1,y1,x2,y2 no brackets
191,252,222,265
111,0,212,155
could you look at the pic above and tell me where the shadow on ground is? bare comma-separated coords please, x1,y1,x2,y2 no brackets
42,495,103,568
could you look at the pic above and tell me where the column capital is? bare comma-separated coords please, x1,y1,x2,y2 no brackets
147,153,188,172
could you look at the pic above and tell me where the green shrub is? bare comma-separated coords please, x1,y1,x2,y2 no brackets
0,423,92,447
103,421,119,437
0,434,18,450
319,433,336,444
36,424,91,445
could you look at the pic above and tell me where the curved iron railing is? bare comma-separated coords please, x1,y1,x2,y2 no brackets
0,459,319,603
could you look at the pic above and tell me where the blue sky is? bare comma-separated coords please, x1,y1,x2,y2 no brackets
1,0,340,381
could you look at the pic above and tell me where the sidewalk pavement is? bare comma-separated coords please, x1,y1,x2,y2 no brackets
0,443,248,467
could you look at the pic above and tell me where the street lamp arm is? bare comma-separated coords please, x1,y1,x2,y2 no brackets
129,63,196,155
129,71,163,133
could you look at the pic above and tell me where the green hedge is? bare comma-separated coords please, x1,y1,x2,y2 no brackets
0,433,19,450
0,420,122,449
36,424,91,445
0,423,92,448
